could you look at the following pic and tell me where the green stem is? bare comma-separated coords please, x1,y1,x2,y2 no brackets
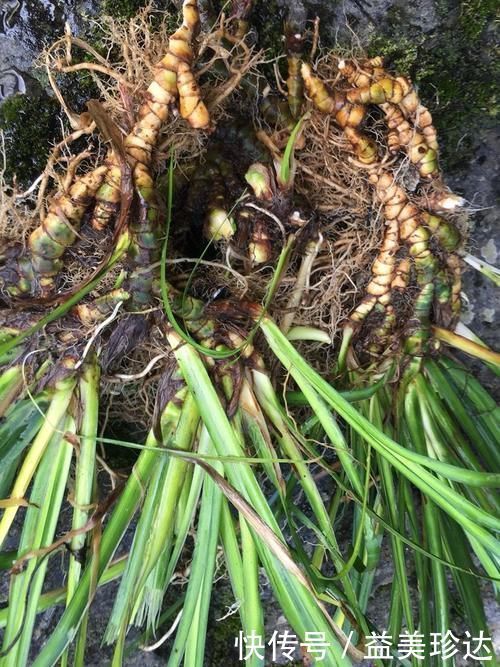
0,373,76,548
31,420,169,666
2,415,74,666
61,359,100,667
166,327,353,665
258,317,500,553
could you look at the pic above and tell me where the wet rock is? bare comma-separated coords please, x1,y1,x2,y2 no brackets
0,67,25,99
0,0,95,105
449,128,499,392
480,239,497,265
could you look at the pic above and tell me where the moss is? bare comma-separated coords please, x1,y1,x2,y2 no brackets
100,0,173,39
55,65,102,116
204,579,307,666
102,0,149,19
0,92,62,188
459,0,496,40
203,582,241,666
251,0,285,55
368,0,498,171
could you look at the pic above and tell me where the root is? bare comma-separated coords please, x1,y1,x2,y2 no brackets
1,22,472,383
41,5,265,168
100,326,169,429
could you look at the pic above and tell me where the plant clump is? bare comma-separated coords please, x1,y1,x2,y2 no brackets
0,1,498,666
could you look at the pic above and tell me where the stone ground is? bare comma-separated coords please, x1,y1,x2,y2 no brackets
0,0,498,664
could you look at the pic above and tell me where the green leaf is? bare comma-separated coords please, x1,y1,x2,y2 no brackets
0,395,49,497
258,317,500,556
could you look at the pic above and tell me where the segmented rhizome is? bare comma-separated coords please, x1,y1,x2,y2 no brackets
1,6,497,666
